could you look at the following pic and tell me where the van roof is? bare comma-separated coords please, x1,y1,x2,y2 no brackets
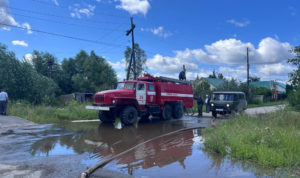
213,91,245,94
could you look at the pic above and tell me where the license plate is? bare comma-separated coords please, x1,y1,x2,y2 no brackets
216,108,223,111
85,105,110,111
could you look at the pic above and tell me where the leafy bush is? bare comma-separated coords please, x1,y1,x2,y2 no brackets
288,88,300,110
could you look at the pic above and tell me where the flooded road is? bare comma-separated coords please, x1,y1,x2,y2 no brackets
0,115,288,177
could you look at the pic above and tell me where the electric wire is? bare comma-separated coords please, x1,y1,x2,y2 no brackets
9,6,127,25
0,22,125,47
11,12,125,31
26,0,128,19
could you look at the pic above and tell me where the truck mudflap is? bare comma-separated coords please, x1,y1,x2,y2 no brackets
85,105,111,111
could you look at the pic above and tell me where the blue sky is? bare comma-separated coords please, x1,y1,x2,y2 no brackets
1,0,299,82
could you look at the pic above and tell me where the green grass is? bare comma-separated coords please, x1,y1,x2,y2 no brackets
248,100,288,108
7,101,98,124
202,110,300,168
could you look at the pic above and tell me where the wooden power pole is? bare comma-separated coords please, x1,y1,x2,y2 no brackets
126,17,136,80
247,47,250,94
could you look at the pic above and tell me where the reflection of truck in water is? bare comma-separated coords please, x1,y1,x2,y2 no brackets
86,74,194,125
209,91,247,117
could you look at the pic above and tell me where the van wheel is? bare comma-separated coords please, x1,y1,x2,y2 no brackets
173,103,183,119
212,111,217,118
99,111,114,123
162,104,173,120
121,106,138,125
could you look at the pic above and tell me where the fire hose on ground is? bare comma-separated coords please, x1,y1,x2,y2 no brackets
80,125,204,178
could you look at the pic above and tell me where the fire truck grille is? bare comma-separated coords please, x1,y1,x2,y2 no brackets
95,94,104,103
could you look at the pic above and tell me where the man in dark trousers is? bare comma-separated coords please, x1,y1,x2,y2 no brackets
194,95,203,117
179,65,186,80
0,89,8,115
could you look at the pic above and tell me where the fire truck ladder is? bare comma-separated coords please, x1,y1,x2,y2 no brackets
158,76,191,85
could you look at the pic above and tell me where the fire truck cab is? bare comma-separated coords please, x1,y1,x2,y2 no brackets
86,74,194,125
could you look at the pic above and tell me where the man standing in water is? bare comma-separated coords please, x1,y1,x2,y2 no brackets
0,89,8,116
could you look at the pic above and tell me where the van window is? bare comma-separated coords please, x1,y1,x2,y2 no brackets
240,94,245,99
148,84,154,91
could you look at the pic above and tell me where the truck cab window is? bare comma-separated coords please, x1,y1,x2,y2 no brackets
137,83,145,90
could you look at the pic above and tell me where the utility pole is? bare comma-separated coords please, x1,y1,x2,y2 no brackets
247,47,250,94
126,17,136,80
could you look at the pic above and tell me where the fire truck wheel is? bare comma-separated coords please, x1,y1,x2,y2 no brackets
121,106,138,125
162,104,173,120
173,103,183,119
98,111,114,123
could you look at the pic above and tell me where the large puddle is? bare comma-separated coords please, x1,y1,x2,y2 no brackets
26,117,289,177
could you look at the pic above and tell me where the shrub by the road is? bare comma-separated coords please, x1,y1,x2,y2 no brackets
7,101,98,123
202,110,300,168
288,88,300,111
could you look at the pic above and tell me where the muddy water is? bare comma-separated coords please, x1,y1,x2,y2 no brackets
21,116,287,177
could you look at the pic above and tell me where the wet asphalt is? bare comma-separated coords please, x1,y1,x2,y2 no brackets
0,109,289,177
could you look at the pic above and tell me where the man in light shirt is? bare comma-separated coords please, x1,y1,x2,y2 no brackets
0,89,8,116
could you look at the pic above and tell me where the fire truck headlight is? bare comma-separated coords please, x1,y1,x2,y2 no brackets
112,99,116,104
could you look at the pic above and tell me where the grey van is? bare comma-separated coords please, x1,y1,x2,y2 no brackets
209,91,247,117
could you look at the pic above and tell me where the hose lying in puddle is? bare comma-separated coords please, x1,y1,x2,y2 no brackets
80,125,204,178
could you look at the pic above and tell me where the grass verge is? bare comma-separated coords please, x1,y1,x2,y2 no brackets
202,110,300,168
7,101,98,124
248,100,288,108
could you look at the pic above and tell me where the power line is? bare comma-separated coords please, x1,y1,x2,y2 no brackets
11,12,125,31
26,0,128,19
9,6,127,25
1,22,125,47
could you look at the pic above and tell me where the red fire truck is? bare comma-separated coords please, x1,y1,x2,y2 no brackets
86,74,194,125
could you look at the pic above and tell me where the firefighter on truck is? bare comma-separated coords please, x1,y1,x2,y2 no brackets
86,74,194,125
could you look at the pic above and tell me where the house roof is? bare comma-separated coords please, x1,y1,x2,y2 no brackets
201,78,225,88
249,81,286,94
250,81,273,89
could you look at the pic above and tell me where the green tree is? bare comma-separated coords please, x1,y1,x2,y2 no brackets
217,73,224,79
249,76,260,82
193,80,212,98
288,45,300,87
0,44,58,104
217,78,240,91
208,70,217,78
124,43,147,79
66,50,117,93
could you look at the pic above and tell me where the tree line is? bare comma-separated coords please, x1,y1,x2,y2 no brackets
0,43,117,104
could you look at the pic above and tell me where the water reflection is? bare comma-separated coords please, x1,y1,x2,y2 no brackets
29,118,290,177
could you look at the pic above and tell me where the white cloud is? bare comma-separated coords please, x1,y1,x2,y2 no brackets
22,23,32,34
0,0,18,30
145,37,293,81
116,0,150,15
52,0,59,6
12,40,28,47
255,37,292,64
141,26,172,38
257,63,295,79
22,53,34,64
69,4,96,19
108,59,126,70
227,19,250,27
